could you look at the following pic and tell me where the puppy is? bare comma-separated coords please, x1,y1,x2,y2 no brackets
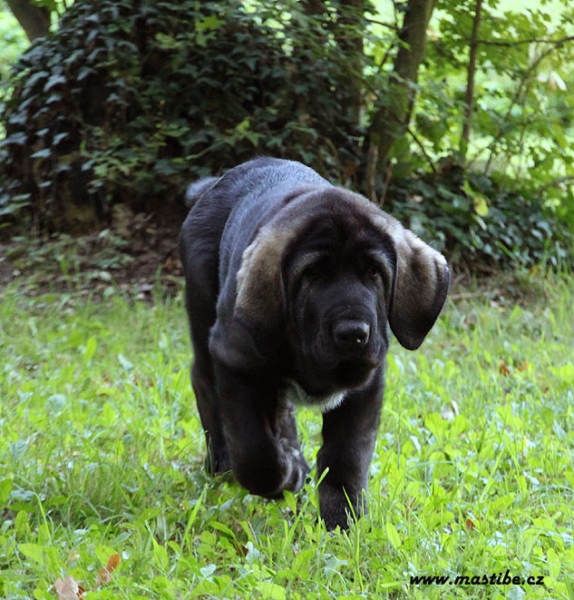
179,158,450,530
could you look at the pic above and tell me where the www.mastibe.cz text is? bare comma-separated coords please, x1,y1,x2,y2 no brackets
410,570,544,586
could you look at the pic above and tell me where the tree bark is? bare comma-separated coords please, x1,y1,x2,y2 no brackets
302,0,325,15
460,0,483,160
366,0,436,200
6,0,50,41
337,0,364,125
298,0,363,125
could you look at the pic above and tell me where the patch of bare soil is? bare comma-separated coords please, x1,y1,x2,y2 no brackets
0,210,551,306
0,211,186,299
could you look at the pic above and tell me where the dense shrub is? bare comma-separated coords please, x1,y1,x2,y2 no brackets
387,168,574,271
1,0,572,271
0,0,364,231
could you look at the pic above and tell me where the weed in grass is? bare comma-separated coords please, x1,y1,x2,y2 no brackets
0,277,573,598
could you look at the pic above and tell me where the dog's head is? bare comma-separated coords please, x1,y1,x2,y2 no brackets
213,188,450,390
281,199,393,394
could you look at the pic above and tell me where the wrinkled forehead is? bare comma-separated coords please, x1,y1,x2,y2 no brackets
280,192,397,272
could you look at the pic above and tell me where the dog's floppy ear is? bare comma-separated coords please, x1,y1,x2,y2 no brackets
209,226,289,370
230,225,290,356
386,225,450,350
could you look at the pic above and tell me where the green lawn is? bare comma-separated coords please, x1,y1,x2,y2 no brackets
0,276,573,599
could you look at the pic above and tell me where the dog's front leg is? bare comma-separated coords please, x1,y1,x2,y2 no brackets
317,370,384,530
214,361,309,499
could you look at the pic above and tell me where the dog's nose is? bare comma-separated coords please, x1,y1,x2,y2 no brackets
333,320,370,349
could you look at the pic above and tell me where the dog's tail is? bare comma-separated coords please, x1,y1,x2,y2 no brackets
184,176,220,209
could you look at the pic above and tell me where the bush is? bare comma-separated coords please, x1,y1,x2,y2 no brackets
0,0,364,231
388,167,574,271
1,0,572,272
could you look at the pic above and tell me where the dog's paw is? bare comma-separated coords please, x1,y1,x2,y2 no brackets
205,446,231,476
319,482,367,531
280,441,310,493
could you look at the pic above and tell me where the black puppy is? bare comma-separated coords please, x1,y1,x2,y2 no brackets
179,158,450,530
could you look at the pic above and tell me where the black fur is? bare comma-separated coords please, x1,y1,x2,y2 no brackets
179,158,450,530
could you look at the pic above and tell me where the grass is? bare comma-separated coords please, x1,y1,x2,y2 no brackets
1,274,573,599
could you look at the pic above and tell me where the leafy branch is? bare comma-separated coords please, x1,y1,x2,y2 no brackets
481,36,574,174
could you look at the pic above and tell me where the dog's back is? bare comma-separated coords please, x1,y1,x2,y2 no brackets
180,158,328,291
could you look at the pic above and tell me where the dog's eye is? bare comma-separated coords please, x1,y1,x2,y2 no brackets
301,257,330,280
302,261,324,280
365,261,381,280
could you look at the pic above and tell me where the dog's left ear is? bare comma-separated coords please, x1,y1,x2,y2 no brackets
386,225,450,350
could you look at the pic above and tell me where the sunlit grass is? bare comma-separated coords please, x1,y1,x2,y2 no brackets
0,276,573,598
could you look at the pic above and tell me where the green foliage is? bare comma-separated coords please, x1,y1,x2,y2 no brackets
0,0,369,230
416,0,574,169
1,0,573,270
373,0,574,271
0,7,28,105
387,167,574,270
4,229,134,292
408,1,574,213
1,276,574,597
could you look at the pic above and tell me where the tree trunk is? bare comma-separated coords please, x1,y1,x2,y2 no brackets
366,0,436,200
6,0,51,41
302,0,325,14
337,0,364,125
460,0,483,160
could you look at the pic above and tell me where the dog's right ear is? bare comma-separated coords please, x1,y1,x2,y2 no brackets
234,225,290,341
209,224,291,370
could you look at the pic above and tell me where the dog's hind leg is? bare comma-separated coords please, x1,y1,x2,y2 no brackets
192,357,230,475
185,279,230,475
